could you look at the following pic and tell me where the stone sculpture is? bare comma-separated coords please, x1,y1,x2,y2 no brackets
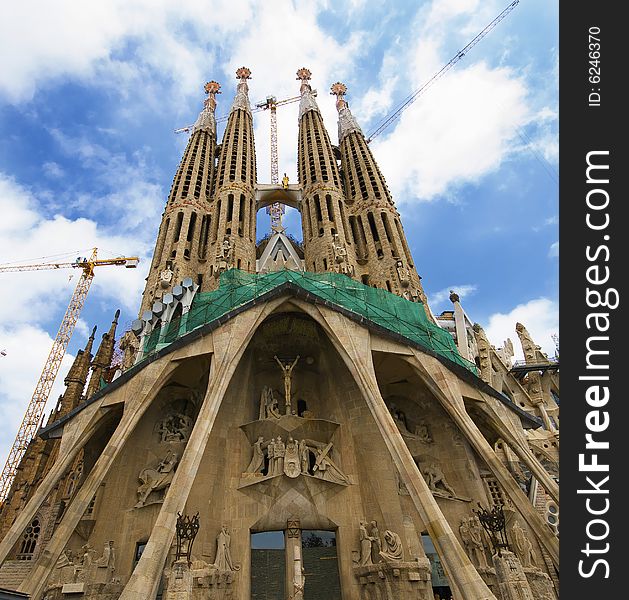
242,435,349,484
267,438,276,475
422,462,456,496
379,530,404,562
245,437,265,474
274,436,286,476
460,517,488,569
359,521,372,566
213,525,240,572
274,355,300,414
259,385,281,419
135,451,178,507
299,439,310,473
512,520,536,567
157,412,193,443
312,443,350,484
284,437,301,478
369,521,381,564
95,540,115,569
396,259,411,288
414,422,433,443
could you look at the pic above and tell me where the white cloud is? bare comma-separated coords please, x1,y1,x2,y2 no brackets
0,324,76,477
429,283,477,308
372,61,529,201
43,161,65,179
351,0,548,203
548,241,558,257
484,297,558,360
0,172,154,468
0,173,151,324
0,0,257,105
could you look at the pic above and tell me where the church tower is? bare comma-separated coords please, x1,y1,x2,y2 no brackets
141,81,220,313
297,69,357,277
331,83,428,306
208,67,258,283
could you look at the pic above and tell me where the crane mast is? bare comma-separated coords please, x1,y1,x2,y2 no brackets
0,248,138,502
366,0,520,142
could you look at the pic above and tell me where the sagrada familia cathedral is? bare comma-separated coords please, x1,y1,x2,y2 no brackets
0,68,559,600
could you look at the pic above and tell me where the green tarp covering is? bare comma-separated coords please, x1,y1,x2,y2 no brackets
142,269,477,374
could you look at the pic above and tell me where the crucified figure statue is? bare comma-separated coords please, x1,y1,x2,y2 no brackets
274,355,300,415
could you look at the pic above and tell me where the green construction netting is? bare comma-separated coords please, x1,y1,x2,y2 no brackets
141,269,477,373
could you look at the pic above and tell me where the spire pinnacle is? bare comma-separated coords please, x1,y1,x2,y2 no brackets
330,81,362,140
231,67,252,115
296,68,319,119
192,80,221,135
330,81,348,110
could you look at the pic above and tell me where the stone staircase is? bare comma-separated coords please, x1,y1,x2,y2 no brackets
0,559,32,591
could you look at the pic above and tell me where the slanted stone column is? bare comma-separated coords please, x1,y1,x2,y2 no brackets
120,300,283,600
406,350,559,568
294,302,496,600
473,402,559,504
17,360,179,599
0,427,90,567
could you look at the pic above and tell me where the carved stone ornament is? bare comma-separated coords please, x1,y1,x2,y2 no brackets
135,450,178,508
159,266,174,289
396,260,411,288
157,411,194,443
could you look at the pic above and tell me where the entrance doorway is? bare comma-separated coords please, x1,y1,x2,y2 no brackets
251,529,341,599
302,530,341,599
251,531,285,599
422,534,453,600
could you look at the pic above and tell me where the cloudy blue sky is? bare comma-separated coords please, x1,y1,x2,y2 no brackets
0,0,557,467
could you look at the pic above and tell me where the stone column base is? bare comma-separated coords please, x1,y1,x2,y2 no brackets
44,581,124,600
523,567,557,600
353,559,433,600
492,551,535,600
163,559,236,600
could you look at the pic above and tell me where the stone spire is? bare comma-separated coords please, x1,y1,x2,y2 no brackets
85,310,119,399
57,326,97,415
331,81,429,313
330,82,362,140
230,67,252,116
297,69,356,278
515,322,549,364
140,81,221,313
208,67,258,286
191,80,221,135
472,323,493,384
296,67,320,119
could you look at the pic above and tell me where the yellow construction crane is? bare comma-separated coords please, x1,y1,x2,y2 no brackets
254,94,302,232
0,248,139,502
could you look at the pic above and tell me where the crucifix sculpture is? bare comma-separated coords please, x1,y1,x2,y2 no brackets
274,355,300,415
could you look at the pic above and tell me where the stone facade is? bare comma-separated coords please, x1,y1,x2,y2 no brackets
0,67,559,600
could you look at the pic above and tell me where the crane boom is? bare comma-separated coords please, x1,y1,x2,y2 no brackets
0,248,139,502
366,0,520,142
0,256,138,273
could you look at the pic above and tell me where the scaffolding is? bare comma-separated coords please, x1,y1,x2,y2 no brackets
141,269,477,374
